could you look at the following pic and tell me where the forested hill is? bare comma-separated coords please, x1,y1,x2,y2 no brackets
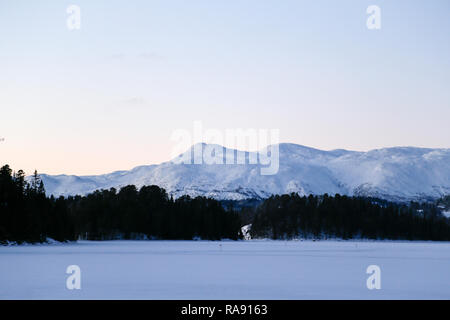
0,165,241,243
249,194,450,241
1,164,450,244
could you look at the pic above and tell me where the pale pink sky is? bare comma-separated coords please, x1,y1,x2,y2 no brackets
1,1,449,175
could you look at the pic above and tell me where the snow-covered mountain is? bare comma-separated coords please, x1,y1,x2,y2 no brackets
40,143,450,202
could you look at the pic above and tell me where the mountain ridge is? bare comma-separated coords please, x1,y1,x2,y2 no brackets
38,143,450,202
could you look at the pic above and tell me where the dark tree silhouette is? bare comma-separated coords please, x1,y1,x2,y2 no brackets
1,164,449,244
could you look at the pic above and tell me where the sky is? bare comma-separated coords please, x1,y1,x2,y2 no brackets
0,0,449,175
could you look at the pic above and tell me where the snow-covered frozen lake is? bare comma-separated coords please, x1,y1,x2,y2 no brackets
0,240,449,299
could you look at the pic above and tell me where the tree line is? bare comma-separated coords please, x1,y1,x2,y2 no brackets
0,165,241,243
0,165,75,243
249,193,450,241
1,164,449,244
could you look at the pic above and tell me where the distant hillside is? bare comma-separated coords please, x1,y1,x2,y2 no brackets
39,143,450,203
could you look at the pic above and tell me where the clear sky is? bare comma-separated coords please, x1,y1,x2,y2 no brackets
1,0,449,175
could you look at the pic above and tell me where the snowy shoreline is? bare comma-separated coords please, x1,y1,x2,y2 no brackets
2,238,450,247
